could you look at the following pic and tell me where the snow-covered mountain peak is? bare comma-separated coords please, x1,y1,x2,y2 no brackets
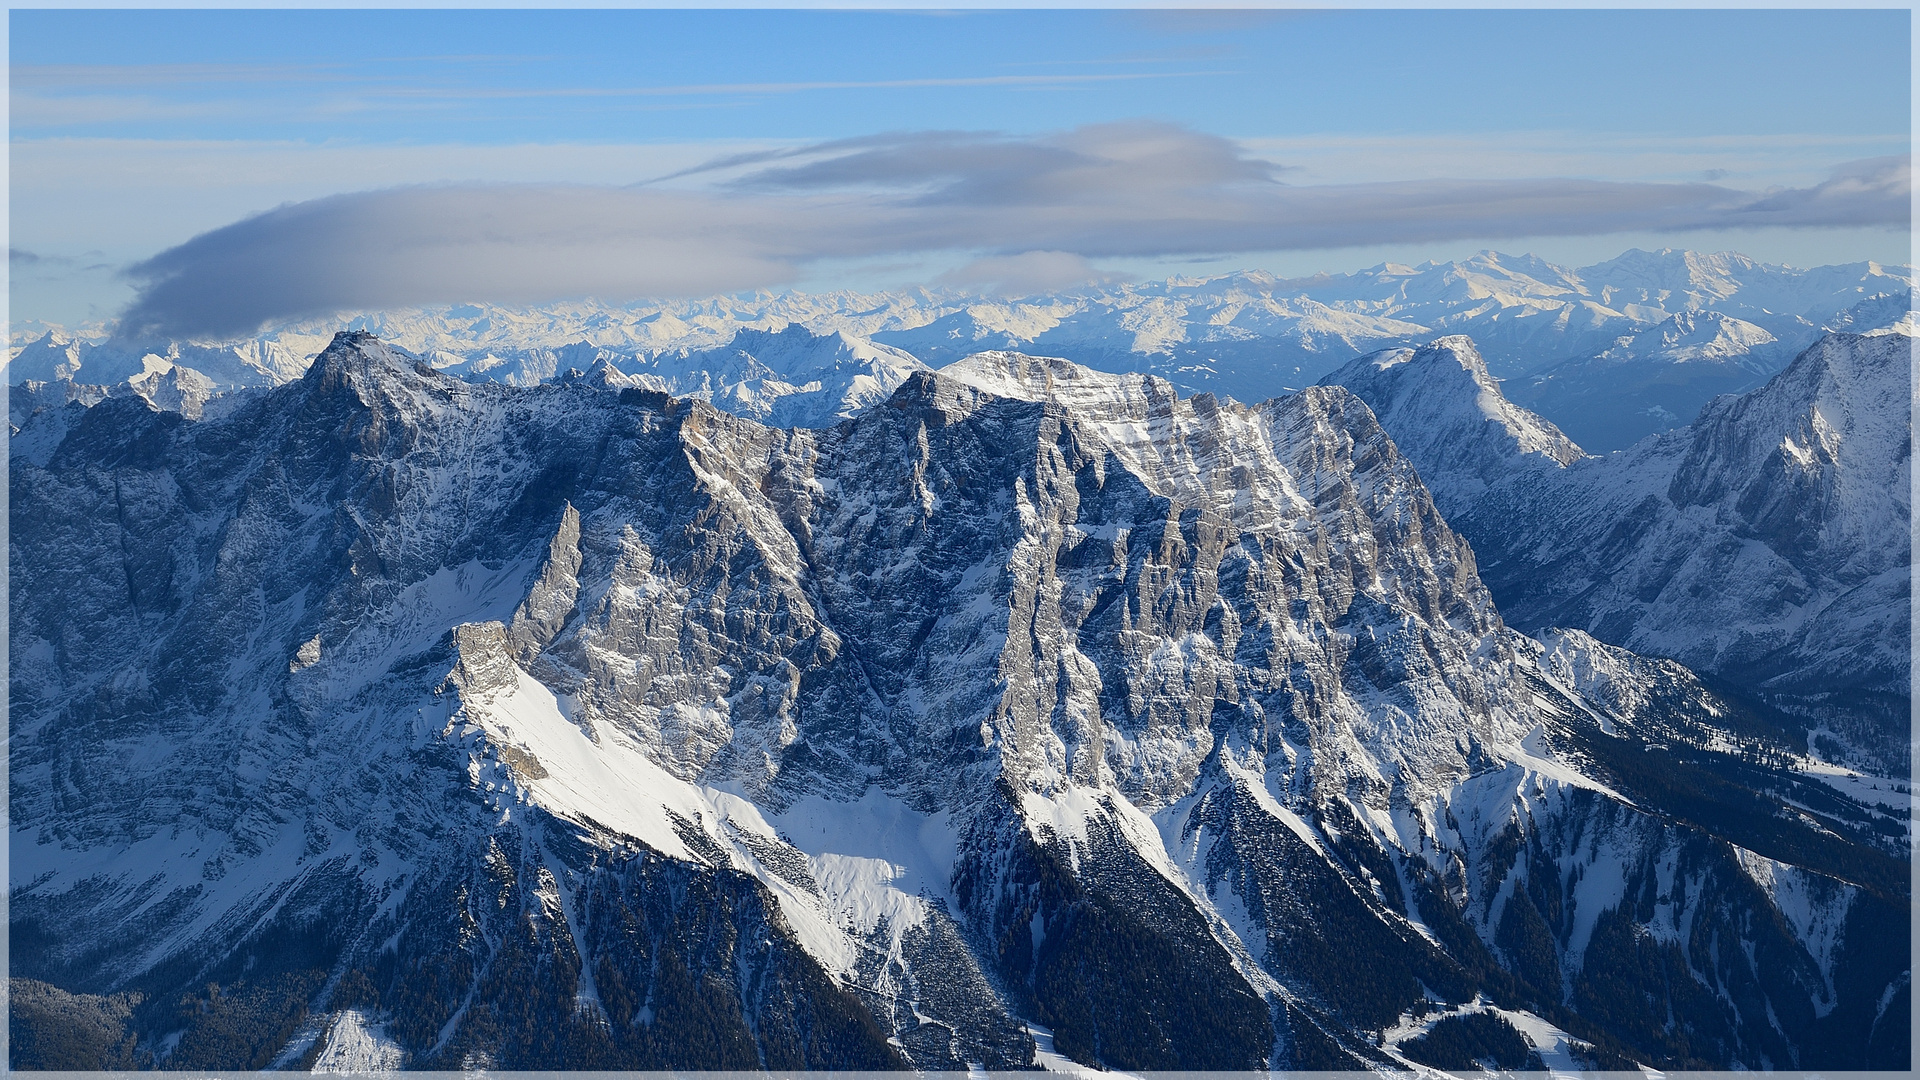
5,330,87,383
1666,329,1913,570
557,354,646,390
1321,336,1585,514
936,349,1173,417
632,323,929,428
1825,291,1918,338
670,322,911,374
303,329,430,391
124,358,218,420
1355,333,1494,379
1432,251,1584,301
1576,247,1766,305
1599,309,1779,365
1869,311,1917,336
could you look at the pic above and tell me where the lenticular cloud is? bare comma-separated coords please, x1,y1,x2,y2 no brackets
116,122,1909,340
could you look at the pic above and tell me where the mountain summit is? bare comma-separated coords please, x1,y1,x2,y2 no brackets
1321,336,1585,512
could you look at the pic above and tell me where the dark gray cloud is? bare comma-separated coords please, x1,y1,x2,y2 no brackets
14,247,114,275
116,123,1911,340
1736,155,1909,221
118,184,821,339
727,122,1279,207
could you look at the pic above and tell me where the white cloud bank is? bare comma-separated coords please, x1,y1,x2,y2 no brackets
115,122,1909,339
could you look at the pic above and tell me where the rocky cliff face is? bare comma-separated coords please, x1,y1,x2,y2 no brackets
11,332,1907,1071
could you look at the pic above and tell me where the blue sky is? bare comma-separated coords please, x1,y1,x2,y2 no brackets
11,8,1911,333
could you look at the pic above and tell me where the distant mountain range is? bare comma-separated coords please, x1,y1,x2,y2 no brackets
10,248,1911,451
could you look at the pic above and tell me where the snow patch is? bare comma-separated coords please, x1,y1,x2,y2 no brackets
1025,1022,1142,1078
1731,846,1856,988
311,1009,405,1072
457,665,704,863
1490,1005,1606,1077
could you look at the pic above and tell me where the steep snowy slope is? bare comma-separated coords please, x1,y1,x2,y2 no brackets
1318,337,1585,512
11,333,1906,1071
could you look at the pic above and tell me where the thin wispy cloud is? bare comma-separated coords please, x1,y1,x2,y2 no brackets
115,123,1911,340
381,71,1224,101
1118,9,1306,35
11,91,747,131
13,65,1225,132
12,247,110,267
995,52,1232,67
13,94,309,127
11,55,559,95
12,247,116,277
13,75,1228,142
12,61,365,87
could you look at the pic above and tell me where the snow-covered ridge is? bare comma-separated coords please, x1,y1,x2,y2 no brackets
1597,309,1781,367
629,324,929,428
937,349,1172,419
1320,335,1585,513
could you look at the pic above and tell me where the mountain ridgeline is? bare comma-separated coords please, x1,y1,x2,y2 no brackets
10,247,1913,453
10,328,1908,1071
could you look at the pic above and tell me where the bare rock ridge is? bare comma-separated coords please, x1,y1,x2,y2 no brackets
10,329,1908,1070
